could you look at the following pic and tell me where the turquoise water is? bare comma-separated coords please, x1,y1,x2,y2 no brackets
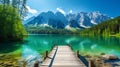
0,34,120,58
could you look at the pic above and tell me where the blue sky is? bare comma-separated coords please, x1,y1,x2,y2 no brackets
26,0,120,18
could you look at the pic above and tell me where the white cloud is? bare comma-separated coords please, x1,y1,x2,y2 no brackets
56,8,66,15
69,10,73,14
26,6,38,14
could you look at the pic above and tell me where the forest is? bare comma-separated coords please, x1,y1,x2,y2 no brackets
0,0,27,41
80,16,120,36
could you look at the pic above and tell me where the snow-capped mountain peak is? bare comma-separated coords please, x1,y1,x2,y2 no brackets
91,20,97,25
25,11,111,29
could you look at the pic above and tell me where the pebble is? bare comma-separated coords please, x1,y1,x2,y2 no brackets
102,54,119,60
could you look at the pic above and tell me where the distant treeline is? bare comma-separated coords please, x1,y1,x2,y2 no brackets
25,26,80,34
80,16,120,36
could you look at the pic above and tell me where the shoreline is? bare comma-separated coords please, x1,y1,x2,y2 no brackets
83,53,120,67
0,51,120,67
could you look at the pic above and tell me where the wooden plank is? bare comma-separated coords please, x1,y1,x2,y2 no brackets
40,46,86,67
40,46,57,67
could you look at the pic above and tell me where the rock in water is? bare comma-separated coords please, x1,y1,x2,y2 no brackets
102,54,119,60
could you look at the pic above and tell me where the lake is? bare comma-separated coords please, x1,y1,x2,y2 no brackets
0,34,120,62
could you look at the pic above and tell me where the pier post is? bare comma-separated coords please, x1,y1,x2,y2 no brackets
44,50,48,60
46,50,48,57
77,50,79,57
34,61,39,67
88,60,95,67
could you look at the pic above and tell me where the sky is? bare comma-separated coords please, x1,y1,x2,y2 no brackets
26,0,120,19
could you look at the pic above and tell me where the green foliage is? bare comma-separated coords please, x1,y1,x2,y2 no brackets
0,4,27,41
25,26,80,34
0,0,27,18
80,16,120,36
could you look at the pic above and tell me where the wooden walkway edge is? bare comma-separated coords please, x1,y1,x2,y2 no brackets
40,46,86,67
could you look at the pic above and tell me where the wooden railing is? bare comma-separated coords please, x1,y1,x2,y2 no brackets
48,46,58,67
43,44,56,60
68,44,95,67
34,45,58,67
76,50,89,67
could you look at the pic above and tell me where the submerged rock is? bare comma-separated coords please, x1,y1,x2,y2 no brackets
100,53,106,55
102,54,119,60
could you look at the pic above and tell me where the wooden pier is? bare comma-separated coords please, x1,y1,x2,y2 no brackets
40,46,86,67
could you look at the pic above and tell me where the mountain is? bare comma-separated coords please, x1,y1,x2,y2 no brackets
25,11,68,29
80,16,120,36
66,11,111,28
23,16,36,24
24,11,111,29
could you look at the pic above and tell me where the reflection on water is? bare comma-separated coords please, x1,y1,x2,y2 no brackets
19,45,42,67
70,36,120,58
0,34,120,59
0,42,22,53
23,34,120,58
21,45,42,61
